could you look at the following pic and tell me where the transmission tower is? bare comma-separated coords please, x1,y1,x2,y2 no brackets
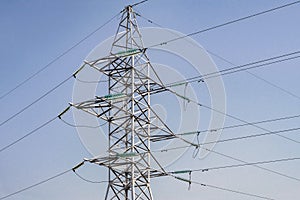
71,5,191,200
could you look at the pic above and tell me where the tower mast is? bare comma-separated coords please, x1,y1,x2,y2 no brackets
72,5,178,199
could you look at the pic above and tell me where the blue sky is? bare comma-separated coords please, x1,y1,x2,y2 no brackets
1,0,300,199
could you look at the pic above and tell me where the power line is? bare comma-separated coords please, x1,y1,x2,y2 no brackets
191,180,276,200
0,160,104,199
151,113,300,141
199,127,300,146
0,104,109,153
164,50,300,87
2,10,300,130
131,0,149,7
78,48,300,88
2,1,299,126
156,166,277,200
81,153,277,200
199,54,300,82
2,3,298,199
193,112,300,133
59,117,108,128
0,169,72,200
148,87,300,181
165,87,300,144
153,126,300,145
0,161,274,200
191,50,300,82
4,0,296,103
75,77,108,84
136,10,300,101
1,47,299,154
0,75,73,127
146,0,300,48
149,122,300,182
169,157,300,174
153,136,300,183
0,116,57,154
0,12,120,101
4,100,299,155
205,147,300,183
0,153,290,200
161,143,300,183
207,50,300,101
72,170,107,184
193,157,300,172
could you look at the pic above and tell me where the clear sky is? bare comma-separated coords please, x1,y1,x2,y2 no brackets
1,0,300,199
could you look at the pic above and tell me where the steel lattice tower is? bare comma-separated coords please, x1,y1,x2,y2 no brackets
103,5,153,199
71,5,174,200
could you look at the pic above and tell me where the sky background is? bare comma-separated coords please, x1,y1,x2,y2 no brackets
1,0,300,199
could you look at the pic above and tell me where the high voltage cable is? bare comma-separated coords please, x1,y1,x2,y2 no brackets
0,152,292,200
136,10,300,100
165,88,300,144
0,0,149,102
153,126,300,144
81,155,277,200
131,0,148,7
151,113,300,140
206,50,300,101
146,109,300,182
2,7,300,129
59,117,108,128
190,180,276,200
0,58,299,152
0,105,70,153
0,169,72,200
198,113,300,133
72,170,107,184
0,163,275,200
167,50,300,85
157,167,276,200
192,54,300,83
3,48,296,130
0,0,298,174
0,75,73,127
2,104,299,155
191,157,300,172
0,116,57,153
0,53,299,152
146,0,300,48
0,161,107,200
204,147,300,182
0,155,291,200
2,2,298,199
0,12,120,101
152,131,300,183
0,105,108,153
75,77,108,84
161,142,300,183
1,0,298,102
202,127,300,145
153,165,277,199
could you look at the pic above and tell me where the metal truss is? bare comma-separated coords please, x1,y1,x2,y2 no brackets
72,5,184,200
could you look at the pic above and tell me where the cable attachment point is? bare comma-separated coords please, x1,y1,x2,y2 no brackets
183,82,189,111
73,64,86,78
192,132,201,158
188,171,192,190
58,106,71,119
171,170,192,190
72,161,85,172
198,78,204,83
131,0,148,7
